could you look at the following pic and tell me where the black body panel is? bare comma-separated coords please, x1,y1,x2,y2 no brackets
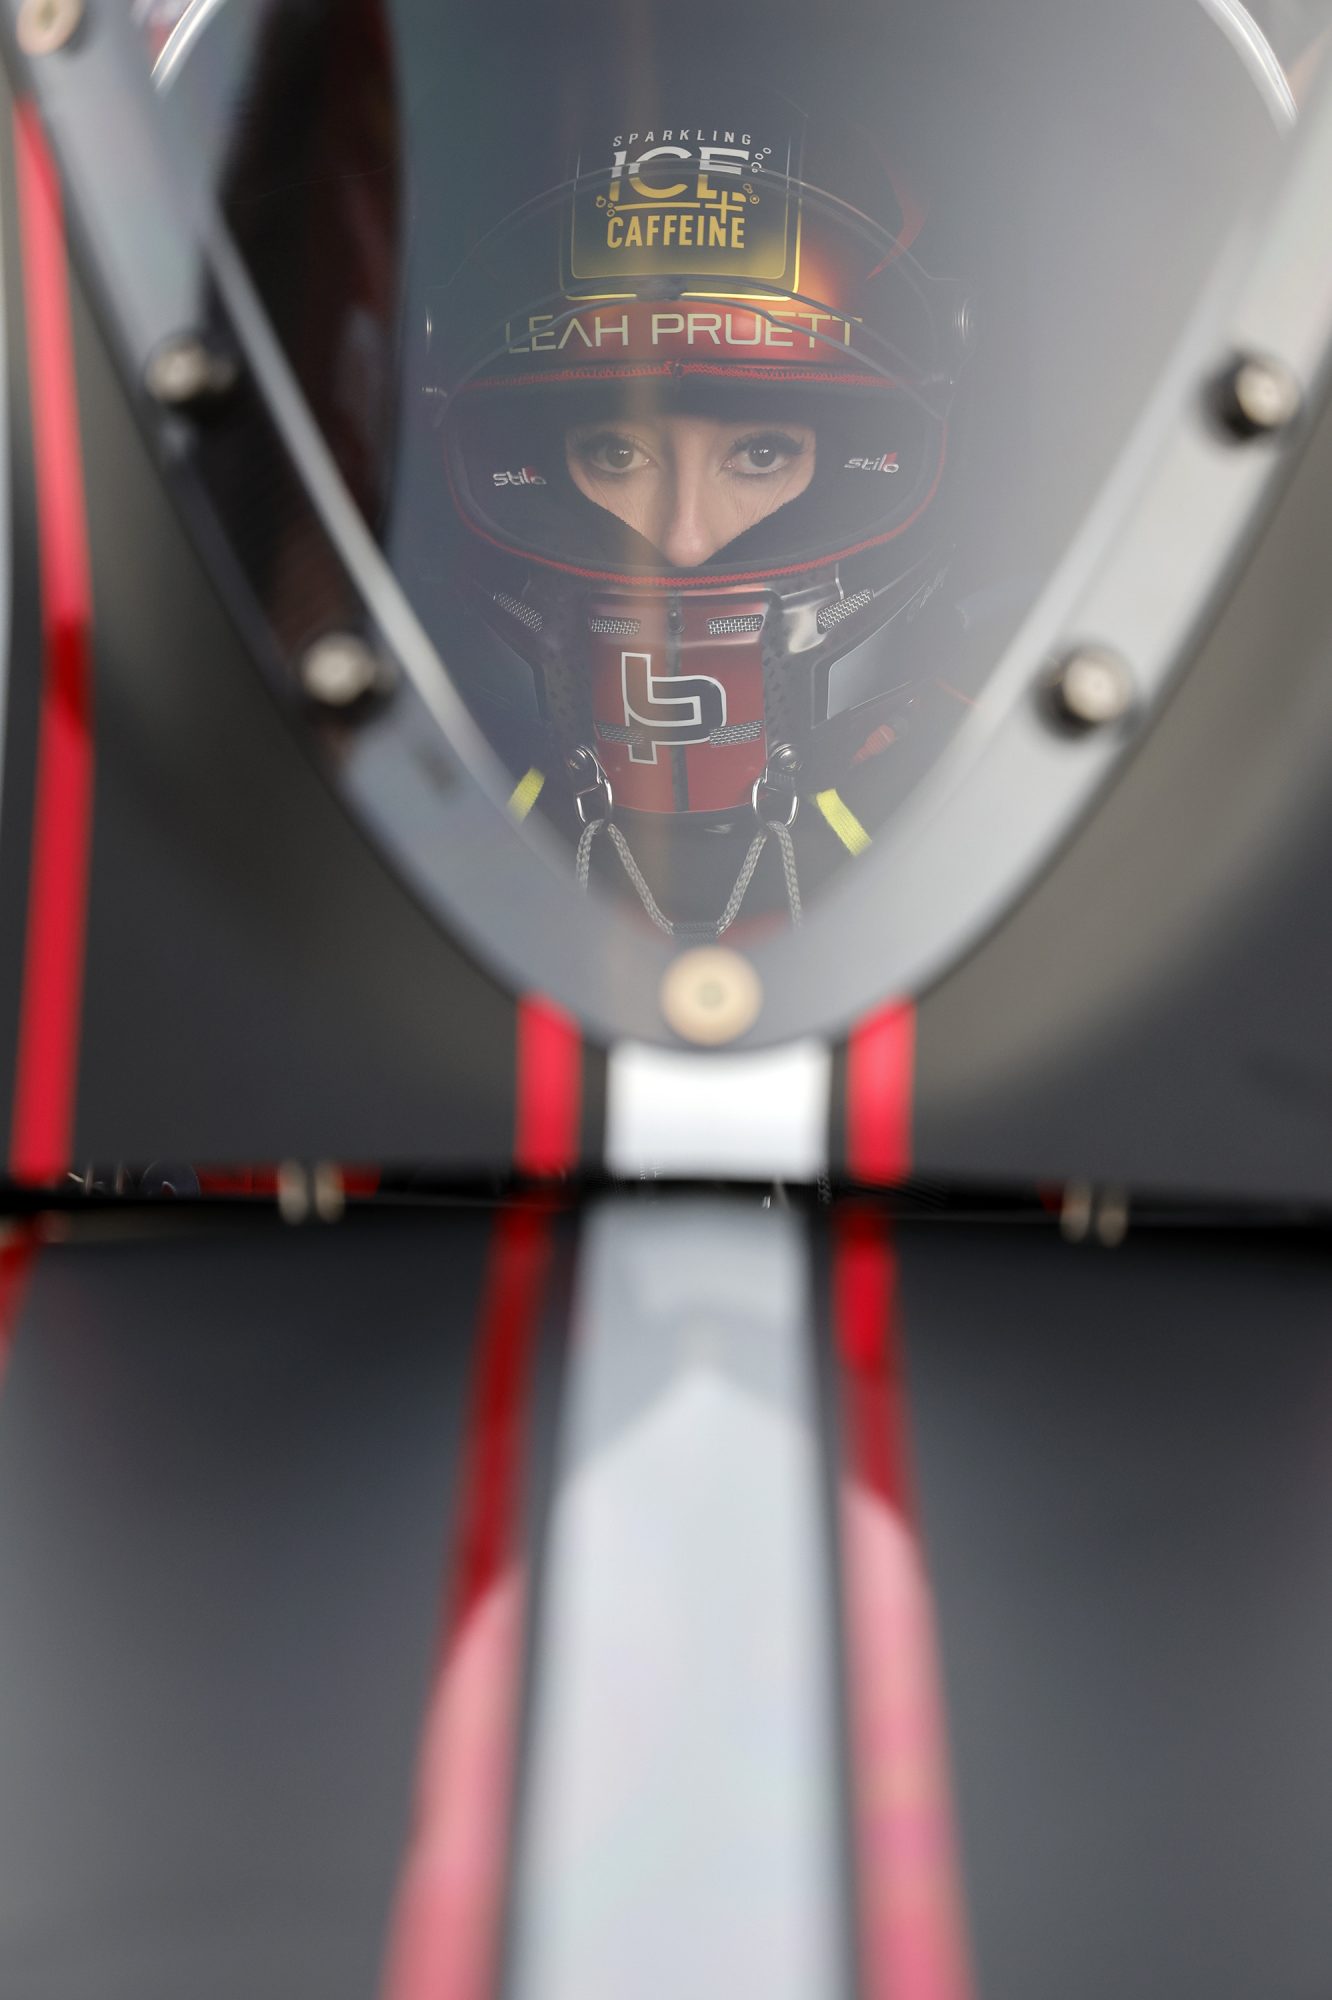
901,1222,1332,2000
0,1210,503,1998
0,1206,1327,1996
911,384,1332,1202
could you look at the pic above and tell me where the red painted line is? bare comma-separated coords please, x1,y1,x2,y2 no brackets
0,1224,39,1395
9,104,94,1187
846,1001,915,1185
467,364,910,392
514,996,582,1178
379,1205,553,2000
833,1208,974,2000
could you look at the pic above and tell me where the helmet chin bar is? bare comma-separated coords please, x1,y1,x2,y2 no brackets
469,546,949,816
583,591,769,814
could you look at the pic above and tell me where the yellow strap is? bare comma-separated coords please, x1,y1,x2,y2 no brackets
814,787,872,857
508,767,545,822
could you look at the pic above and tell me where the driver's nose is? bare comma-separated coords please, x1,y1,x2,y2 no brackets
653,468,729,567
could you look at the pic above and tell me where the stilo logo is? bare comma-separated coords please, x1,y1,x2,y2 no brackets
843,453,900,474
492,467,547,487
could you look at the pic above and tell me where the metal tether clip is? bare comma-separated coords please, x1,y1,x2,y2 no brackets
568,745,613,826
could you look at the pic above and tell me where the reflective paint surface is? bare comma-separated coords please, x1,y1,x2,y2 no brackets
507,1201,848,1998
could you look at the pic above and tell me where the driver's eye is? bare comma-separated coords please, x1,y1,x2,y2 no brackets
572,431,650,475
727,431,807,476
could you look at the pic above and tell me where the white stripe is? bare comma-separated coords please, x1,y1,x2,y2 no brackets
508,1202,844,2000
606,1039,831,1181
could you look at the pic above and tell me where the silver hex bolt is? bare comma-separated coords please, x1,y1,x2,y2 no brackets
17,0,82,55
1048,647,1135,730
299,633,384,709
1215,353,1302,440
144,334,238,411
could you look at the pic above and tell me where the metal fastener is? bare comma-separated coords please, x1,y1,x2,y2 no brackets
299,633,383,709
1048,647,1135,730
276,1161,310,1225
144,333,238,410
17,0,82,55
1214,353,1302,440
1095,1187,1131,1248
1060,1182,1094,1244
1060,1181,1131,1247
660,946,762,1045
312,1162,346,1224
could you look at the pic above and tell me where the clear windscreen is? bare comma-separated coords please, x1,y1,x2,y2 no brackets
128,0,1331,964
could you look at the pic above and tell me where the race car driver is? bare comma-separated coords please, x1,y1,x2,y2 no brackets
424,89,974,939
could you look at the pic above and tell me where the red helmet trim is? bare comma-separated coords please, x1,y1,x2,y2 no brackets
463,361,909,393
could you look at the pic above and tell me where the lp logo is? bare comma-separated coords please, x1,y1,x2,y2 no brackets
621,651,726,764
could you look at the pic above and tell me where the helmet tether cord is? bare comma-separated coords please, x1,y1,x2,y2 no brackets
574,818,801,937
770,820,804,927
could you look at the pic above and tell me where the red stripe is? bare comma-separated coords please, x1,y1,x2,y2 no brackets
379,1204,553,2000
514,995,582,1178
468,364,909,392
9,104,94,1186
0,1224,39,1395
847,1001,915,1185
833,1209,974,2000
193,1165,383,1198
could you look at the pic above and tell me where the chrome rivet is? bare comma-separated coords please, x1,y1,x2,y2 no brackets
1047,647,1135,730
1060,1182,1094,1244
1215,353,1302,440
768,742,800,775
1060,1182,1130,1247
660,946,761,1045
17,0,82,55
144,333,237,409
299,633,383,708
312,1163,345,1224
276,1161,310,1225
1095,1187,1131,1248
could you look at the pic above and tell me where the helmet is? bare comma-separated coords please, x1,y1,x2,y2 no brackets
424,89,967,825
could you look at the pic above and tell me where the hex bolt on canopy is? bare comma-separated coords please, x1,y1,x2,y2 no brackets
144,334,238,410
661,946,762,1045
1214,352,1303,440
1047,647,1135,730
17,0,82,55
299,633,384,709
